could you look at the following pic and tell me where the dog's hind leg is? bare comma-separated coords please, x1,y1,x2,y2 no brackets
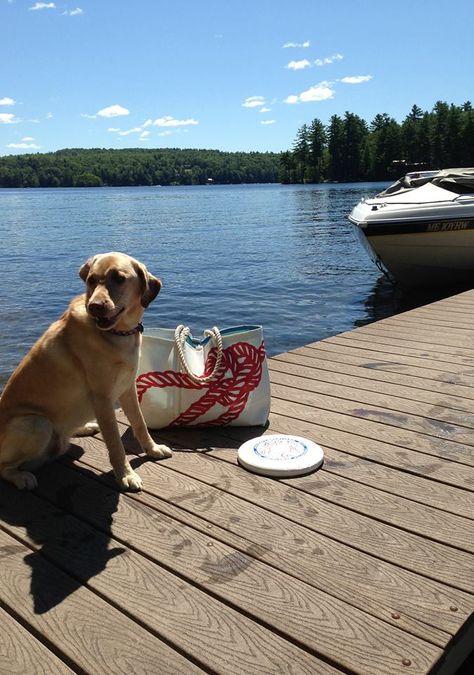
0,415,54,490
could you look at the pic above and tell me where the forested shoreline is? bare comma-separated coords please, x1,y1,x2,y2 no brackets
0,148,281,188
1,101,473,188
281,101,474,184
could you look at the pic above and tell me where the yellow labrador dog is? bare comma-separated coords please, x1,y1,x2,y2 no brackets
0,252,171,491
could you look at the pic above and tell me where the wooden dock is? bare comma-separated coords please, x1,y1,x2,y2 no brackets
1,290,474,674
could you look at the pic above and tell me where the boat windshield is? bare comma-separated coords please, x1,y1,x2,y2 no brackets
432,168,474,194
376,171,440,197
377,168,474,198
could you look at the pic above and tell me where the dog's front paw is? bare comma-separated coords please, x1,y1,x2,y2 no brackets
13,471,38,491
146,443,172,460
119,471,143,492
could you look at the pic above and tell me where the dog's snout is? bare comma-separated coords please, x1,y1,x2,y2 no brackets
88,301,108,318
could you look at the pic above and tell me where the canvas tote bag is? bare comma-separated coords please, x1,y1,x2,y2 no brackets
136,325,271,429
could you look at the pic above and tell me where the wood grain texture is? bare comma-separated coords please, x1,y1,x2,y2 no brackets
273,350,474,402
271,372,474,446
0,605,72,674
269,397,474,488
269,367,474,435
70,434,471,642
0,527,202,675
0,479,331,675
269,357,474,414
114,408,474,520
266,412,474,519
295,344,474,389
29,458,443,675
206,427,474,553
311,337,474,373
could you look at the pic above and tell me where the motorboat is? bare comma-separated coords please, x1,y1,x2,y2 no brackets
348,168,474,288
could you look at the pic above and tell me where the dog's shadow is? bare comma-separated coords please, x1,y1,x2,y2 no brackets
0,446,124,615
0,424,266,616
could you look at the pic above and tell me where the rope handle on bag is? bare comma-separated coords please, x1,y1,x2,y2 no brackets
175,324,223,384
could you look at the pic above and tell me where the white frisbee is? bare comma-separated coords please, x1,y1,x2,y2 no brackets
237,434,324,478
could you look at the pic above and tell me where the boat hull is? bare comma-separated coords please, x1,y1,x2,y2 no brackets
365,226,474,288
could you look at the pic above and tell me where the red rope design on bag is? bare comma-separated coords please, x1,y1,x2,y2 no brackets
136,340,266,426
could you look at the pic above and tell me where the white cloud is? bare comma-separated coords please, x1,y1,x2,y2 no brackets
46,111,53,118
261,120,276,125
63,7,83,15
107,127,120,132
285,59,311,71
283,40,310,48
7,142,40,149
340,75,373,84
284,81,335,104
0,113,16,124
300,82,335,101
140,130,150,138
29,2,56,10
259,107,271,113
0,97,15,106
314,53,343,66
242,96,265,109
81,113,97,119
118,126,142,136
158,130,173,137
96,104,130,118
22,136,35,141
143,116,198,127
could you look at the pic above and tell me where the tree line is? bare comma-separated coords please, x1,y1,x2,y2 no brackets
0,147,281,188
280,101,474,183
2,101,473,188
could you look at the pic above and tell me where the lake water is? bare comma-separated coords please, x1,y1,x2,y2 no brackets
0,182,448,388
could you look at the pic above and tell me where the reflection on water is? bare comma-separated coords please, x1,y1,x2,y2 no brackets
358,275,474,329
0,182,469,388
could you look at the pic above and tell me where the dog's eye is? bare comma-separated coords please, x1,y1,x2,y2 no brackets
87,275,98,286
112,272,126,284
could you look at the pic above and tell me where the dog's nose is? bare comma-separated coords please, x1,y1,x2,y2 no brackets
88,301,108,318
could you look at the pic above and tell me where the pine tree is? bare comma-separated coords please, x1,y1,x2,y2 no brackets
307,118,326,183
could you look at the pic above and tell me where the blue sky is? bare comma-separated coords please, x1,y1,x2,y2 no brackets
2,0,473,155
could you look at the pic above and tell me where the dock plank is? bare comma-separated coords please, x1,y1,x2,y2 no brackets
269,396,474,485
0,526,201,674
295,344,474,389
191,421,474,553
69,433,471,640
0,605,72,675
0,477,333,675
269,366,474,435
313,337,474,373
273,349,474,402
269,356,474,414
350,323,474,350
266,412,474,519
30,457,443,675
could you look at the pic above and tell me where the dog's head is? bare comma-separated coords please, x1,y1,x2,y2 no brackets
79,252,162,331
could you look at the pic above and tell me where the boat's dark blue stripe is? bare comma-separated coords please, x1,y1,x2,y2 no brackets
361,218,474,237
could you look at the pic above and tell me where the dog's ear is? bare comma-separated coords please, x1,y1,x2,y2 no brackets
133,261,162,308
79,256,96,282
